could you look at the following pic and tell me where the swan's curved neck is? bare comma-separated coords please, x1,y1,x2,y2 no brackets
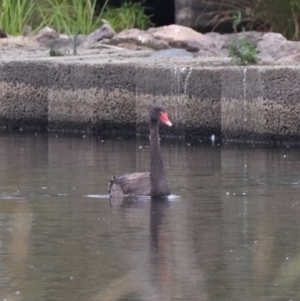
149,120,170,196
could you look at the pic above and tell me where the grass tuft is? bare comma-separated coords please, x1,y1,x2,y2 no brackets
36,0,110,35
0,0,36,35
49,42,66,56
228,11,258,65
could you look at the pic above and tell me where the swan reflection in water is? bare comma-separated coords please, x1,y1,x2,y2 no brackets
97,198,209,301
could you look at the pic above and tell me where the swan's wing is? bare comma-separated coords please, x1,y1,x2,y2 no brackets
108,172,151,198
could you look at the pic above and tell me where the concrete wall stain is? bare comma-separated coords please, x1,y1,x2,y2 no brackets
0,60,300,142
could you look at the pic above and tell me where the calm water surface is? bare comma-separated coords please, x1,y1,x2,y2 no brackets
0,132,300,301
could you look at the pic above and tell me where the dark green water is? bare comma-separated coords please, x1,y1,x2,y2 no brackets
0,132,300,301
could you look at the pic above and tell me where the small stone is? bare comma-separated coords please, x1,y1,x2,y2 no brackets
36,26,59,44
0,29,7,38
82,24,116,48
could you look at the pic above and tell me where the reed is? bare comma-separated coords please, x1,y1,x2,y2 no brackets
255,0,300,40
200,0,300,40
36,0,110,35
0,0,35,35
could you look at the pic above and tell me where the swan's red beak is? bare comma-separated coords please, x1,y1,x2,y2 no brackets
159,112,172,126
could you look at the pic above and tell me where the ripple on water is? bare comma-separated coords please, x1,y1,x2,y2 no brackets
0,193,25,200
84,194,181,201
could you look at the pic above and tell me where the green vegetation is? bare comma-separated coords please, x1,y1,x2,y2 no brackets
102,1,153,32
36,0,109,35
202,0,300,40
0,0,152,36
254,0,300,40
228,35,258,65
232,11,242,33
49,42,66,56
0,0,36,35
228,12,258,65
48,34,79,56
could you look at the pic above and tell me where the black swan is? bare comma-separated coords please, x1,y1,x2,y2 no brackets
108,105,172,198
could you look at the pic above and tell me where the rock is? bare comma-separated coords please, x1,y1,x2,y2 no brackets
258,32,286,44
196,47,227,57
205,32,227,48
35,27,86,50
82,24,116,48
0,29,7,38
52,34,86,49
148,24,216,51
257,51,275,63
151,48,193,58
276,52,300,63
105,28,169,50
222,31,263,50
23,26,33,36
256,32,300,60
0,36,40,48
36,27,59,44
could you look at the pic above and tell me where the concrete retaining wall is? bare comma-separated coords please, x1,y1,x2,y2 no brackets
0,55,300,142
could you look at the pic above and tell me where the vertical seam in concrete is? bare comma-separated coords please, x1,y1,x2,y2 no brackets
174,66,179,133
258,67,262,135
135,64,138,131
47,64,50,129
243,68,247,134
184,67,192,94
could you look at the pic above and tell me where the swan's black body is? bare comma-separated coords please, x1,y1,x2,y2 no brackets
108,105,171,198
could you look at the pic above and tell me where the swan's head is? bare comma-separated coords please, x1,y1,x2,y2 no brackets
150,105,172,126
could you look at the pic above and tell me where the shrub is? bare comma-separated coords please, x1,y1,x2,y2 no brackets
228,35,258,65
228,11,258,65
